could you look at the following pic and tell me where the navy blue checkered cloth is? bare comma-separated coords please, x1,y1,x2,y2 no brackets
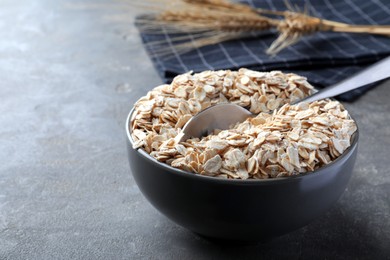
136,0,390,101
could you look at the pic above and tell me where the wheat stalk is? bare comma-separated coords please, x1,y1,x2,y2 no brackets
135,0,278,58
134,0,390,57
262,3,390,54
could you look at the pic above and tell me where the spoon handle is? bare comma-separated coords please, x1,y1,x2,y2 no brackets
298,56,390,103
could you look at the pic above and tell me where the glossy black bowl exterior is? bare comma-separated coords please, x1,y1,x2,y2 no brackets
126,109,359,241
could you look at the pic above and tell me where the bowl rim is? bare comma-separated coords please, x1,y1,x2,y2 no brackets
126,106,359,185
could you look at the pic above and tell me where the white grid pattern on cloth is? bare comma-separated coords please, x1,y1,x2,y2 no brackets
187,33,214,71
325,1,374,16
325,68,350,84
239,40,265,69
372,0,390,16
161,27,189,72
338,0,390,50
316,2,380,60
299,37,336,65
316,32,357,61
137,0,390,100
368,8,390,22
142,33,167,79
217,43,239,68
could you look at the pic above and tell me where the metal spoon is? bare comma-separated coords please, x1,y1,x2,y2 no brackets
178,56,390,142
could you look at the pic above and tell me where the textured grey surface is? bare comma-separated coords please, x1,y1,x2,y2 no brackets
0,0,389,259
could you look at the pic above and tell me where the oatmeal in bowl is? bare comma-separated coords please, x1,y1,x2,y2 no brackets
130,69,357,179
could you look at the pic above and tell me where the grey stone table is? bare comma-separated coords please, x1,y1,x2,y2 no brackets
0,0,389,259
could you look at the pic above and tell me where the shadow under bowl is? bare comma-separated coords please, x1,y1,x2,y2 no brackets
126,108,359,241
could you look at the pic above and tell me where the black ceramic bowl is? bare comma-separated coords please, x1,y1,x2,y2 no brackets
126,109,359,241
